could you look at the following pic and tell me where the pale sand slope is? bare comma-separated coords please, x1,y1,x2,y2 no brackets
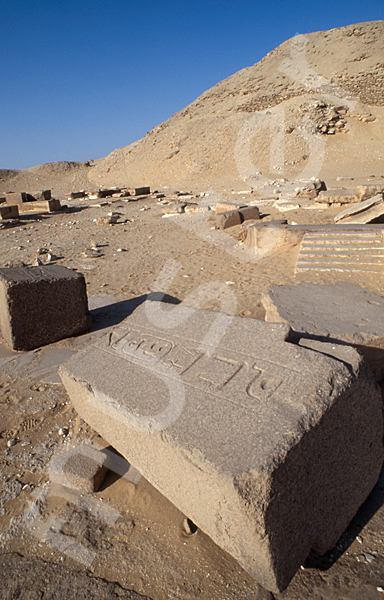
2,20,384,196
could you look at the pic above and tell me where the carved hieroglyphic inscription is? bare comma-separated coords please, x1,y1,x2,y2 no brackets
107,324,305,408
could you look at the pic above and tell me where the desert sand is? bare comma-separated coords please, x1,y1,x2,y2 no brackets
0,20,384,600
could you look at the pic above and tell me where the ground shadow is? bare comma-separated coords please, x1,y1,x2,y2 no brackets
294,332,384,384
90,291,181,331
97,445,140,492
305,459,384,570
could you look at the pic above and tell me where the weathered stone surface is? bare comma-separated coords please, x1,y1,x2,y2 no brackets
162,203,186,214
357,185,384,202
128,186,150,196
60,302,383,593
18,199,61,213
245,224,302,257
216,209,242,229
0,265,91,351
216,206,260,229
3,192,35,206
317,189,359,205
0,205,19,220
334,194,384,223
31,190,52,201
239,206,260,221
262,282,384,380
69,191,87,199
97,188,121,198
49,445,108,493
215,201,247,215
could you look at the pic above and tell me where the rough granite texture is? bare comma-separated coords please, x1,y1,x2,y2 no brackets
0,265,91,351
49,445,108,493
60,302,384,593
262,282,384,381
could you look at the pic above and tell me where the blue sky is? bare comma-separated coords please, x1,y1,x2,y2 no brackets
1,0,383,170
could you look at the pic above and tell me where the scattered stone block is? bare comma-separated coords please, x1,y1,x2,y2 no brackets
334,194,384,224
69,191,87,199
216,206,260,230
239,206,260,221
31,190,51,201
216,209,242,229
356,185,384,202
128,186,150,196
0,265,91,351
96,215,119,225
245,222,303,256
215,201,247,215
262,282,384,381
60,302,384,592
162,203,186,214
317,189,359,205
0,205,19,220
4,192,35,206
295,180,326,199
97,188,121,198
275,202,301,211
18,199,61,213
49,446,108,493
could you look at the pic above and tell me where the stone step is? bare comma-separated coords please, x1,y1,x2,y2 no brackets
295,231,384,274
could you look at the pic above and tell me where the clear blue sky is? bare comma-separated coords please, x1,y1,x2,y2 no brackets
1,0,383,170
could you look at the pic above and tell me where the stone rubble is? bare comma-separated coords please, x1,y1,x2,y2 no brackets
334,193,384,224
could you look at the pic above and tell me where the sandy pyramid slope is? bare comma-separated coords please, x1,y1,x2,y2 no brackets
2,20,384,195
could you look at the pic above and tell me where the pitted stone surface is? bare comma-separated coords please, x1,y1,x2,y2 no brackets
262,282,384,380
60,302,383,593
0,265,91,351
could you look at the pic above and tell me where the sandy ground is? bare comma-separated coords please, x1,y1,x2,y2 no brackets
0,185,383,600
1,18,384,600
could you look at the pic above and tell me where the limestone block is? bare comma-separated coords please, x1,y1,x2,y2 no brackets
60,302,383,592
69,191,87,199
245,223,304,256
317,189,359,205
216,209,242,229
18,199,61,213
334,194,384,224
0,205,19,220
31,190,52,201
356,185,384,202
4,192,35,206
128,187,151,196
215,201,247,215
0,265,91,351
216,206,260,230
97,188,121,198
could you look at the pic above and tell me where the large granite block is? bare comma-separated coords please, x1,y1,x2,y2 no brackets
0,266,91,351
262,282,384,380
60,302,383,592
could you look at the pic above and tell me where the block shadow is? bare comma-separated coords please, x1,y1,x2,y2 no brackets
89,292,181,331
305,459,384,570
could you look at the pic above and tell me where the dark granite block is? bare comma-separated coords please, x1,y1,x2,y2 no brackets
0,265,91,350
